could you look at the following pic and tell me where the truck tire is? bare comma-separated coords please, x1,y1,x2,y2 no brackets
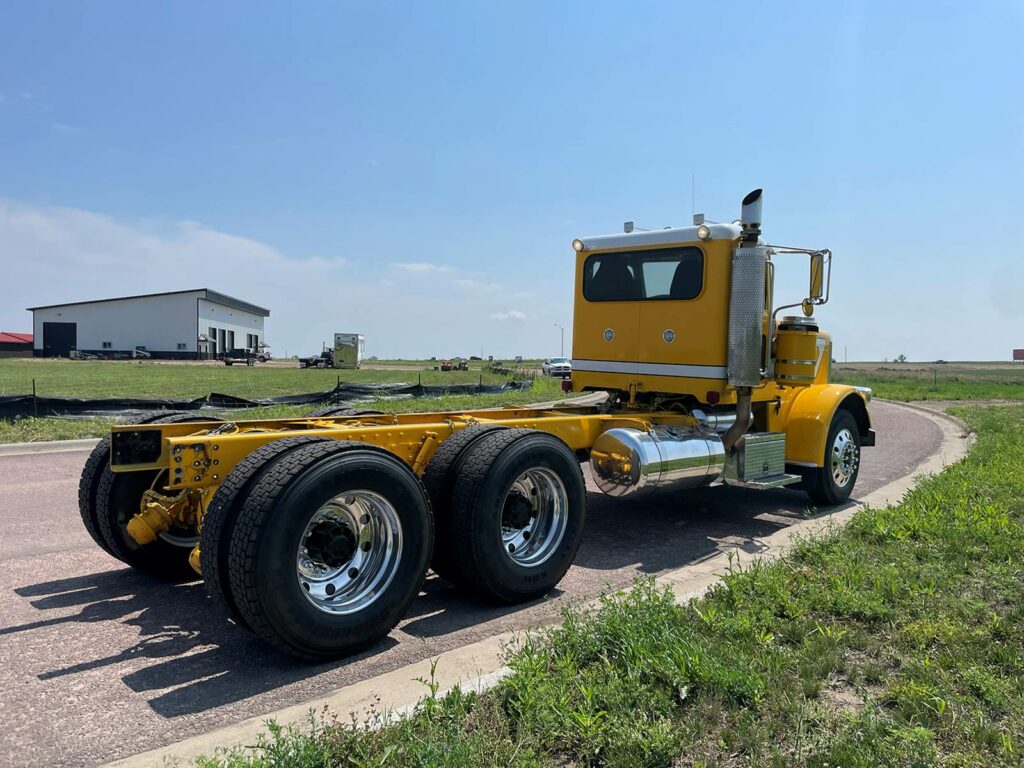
200,436,331,630
447,429,586,603
227,442,433,659
421,424,508,582
92,412,222,580
807,409,861,506
305,406,384,418
78,411,200,557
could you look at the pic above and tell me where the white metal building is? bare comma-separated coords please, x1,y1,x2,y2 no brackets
28,289,270,359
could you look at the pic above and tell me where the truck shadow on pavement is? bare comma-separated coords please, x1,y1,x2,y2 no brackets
10,485,842,719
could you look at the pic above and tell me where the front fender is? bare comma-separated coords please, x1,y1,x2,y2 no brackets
784,384,873,467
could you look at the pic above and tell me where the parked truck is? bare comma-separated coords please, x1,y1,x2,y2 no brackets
79,189,873,659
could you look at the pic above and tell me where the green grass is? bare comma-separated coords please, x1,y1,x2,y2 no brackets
0,358,530,400
0,376,567,444
832,364,1024,402
191,405,1023,768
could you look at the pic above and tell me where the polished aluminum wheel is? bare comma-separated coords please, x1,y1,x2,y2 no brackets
500,467,568,567
295,490,403,614
830,428,859,488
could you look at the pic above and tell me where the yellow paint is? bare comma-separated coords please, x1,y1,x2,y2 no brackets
126,488,202,545
571,238,734,397
774,327,818,385
774,383,868,466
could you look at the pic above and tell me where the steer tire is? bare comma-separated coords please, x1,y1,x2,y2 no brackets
200,436,332,630
807,410,862,507
447,429,586,603
305,406,385,418
227,442,433,660
93,412,221,581
421,424,508,582
78,411,200,557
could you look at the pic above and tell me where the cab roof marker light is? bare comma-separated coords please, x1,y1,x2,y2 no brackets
696,224,711,241
572,238,586,252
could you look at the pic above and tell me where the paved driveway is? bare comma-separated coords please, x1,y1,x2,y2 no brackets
0,402,940,767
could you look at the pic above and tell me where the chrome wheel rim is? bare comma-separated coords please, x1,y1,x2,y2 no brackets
500,467,568,567
295,490,403,614
830,428,858,488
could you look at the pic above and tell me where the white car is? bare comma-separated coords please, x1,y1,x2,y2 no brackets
542,357,572,377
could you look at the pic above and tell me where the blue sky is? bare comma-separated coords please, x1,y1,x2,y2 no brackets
1,1,1021,360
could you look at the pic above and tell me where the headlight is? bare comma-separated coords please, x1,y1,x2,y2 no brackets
696,224,711,241
571,239,585,252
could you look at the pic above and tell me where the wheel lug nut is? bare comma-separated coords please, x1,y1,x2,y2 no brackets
348,567,359,579
361,541,371,552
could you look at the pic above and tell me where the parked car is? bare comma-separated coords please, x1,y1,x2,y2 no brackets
132,346,152,359
256,345,272,363
542,357,572,377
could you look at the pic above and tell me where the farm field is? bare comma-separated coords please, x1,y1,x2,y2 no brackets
832,361,1024,402
0,357,565,443
0,358,538,400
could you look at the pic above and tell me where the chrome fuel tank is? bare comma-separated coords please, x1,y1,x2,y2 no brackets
589,426,726,498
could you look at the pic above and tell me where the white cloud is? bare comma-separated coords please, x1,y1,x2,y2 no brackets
0,199,565,358
490,310,527,321
452,277,502,293
389,261,453,273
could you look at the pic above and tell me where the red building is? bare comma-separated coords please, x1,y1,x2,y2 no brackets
0,332,33,358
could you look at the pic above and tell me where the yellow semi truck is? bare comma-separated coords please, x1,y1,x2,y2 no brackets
79,189,873,659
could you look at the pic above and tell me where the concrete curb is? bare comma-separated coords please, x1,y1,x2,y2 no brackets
0,437,101,457
104,402,974,768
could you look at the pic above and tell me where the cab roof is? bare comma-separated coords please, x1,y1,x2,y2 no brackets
574,222,742,253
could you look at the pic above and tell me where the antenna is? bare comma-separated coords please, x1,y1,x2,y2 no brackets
691,173,695,218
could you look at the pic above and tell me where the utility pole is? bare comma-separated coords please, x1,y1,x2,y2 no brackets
554,323,564,357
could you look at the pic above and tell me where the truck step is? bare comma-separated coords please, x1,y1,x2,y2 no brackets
728,473,803,490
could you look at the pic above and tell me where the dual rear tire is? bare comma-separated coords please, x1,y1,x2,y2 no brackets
425,428,586,603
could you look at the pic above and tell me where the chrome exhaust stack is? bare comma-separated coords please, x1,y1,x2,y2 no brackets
723,189,767,451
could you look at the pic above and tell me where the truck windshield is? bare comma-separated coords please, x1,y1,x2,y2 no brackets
583,246,703,302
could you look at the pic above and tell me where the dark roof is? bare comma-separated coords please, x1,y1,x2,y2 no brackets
27,289,270,317
0,332,32,344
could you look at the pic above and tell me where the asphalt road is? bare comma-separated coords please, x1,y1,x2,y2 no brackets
0,402,941,768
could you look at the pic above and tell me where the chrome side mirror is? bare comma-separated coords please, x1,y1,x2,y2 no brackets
809,252,825,301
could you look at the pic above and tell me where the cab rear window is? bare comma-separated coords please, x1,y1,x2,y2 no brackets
583,247,703,302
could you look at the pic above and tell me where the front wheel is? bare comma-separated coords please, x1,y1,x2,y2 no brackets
807,410,861,506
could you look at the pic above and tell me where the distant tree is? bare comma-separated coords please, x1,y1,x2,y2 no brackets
895,354,908,364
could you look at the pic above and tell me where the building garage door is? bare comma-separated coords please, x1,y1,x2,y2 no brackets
42,322,77,357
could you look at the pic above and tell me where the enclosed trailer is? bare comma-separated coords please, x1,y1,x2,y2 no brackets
333,333,365,369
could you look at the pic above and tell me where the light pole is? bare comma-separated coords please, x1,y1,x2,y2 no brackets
553,323,564,357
